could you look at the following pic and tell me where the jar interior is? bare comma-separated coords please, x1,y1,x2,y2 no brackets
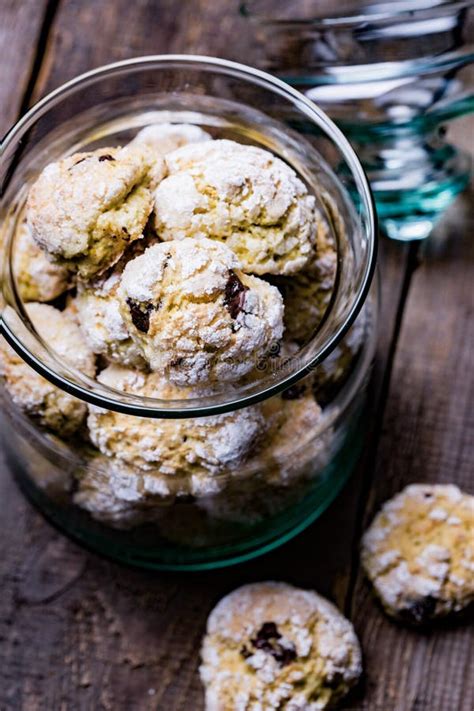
0,289,377,569
0,59,375,417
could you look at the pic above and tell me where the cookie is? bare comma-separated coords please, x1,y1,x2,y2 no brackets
73,454,167,528
361,484,474,623
118,239,284,385
200,385,329,530
129,122,212,155
12,219,70,302
200,582,362,710
261,385,325,479
26,146,163,279
270,217,337,343
87,364,269,486
75,269,146,369
154,139,320,276
312,313,366,406
0,303,95,436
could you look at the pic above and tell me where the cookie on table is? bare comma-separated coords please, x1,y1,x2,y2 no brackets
154,139,321,276
26,146,164,280
361,484,474,624
200,582,362,711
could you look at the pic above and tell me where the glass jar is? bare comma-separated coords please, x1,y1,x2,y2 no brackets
0,56,377,570
243,0,474,241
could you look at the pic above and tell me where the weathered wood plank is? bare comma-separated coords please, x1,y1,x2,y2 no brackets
0,3,65,709
349,185,474,711
32,0,258,100
0,0,53,136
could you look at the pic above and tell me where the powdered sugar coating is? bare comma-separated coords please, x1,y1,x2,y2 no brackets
79,383,326,532
118,239,284,385
87,364,269,486
12,219,70,302
154,139,319,275
361,484,474,623
260,388,326,483
73,455,169,528
195,386,325,528
271,216,337,343
130,123,212,155
26,146,163,279
200,582,362,710
0,304,95,436
75,271,146,368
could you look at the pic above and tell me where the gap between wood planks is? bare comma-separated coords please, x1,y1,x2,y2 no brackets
343,242,421,615
15,0,61,122
0,0,61,194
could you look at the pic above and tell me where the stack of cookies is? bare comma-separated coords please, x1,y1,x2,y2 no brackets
1,124,362,528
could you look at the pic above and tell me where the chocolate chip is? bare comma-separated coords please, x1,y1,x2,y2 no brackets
71,157,87,168
272,645,297,667
401,596,438,625
98,154,116,162
126,298,155,333
240,645,252,659
250,622,297,667
281,383,307,400
254,622,281,641
224,271,248,319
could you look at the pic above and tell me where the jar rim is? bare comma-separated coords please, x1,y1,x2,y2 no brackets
0,55,377,418
2,283,379,475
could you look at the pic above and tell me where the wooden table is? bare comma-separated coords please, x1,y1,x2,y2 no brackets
1,2,472,709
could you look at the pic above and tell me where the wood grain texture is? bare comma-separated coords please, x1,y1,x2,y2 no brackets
0,0,52,136
349,189,474,711
1,0,472,709
32,0,258,100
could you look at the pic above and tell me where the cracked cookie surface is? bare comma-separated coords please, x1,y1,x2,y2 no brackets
270,217,337,343
87,364,269,487
12,219,70,302
154,139,320,276
361,484,474,623
200,581,362,711
118,238,284,385
27,146,163,279
75,269,146,369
